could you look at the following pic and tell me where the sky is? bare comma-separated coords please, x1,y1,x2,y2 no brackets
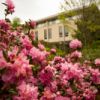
0,0,64,22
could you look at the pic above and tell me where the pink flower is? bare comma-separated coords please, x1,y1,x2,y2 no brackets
39,51,47,61
30,20,36,28
29,47,39,59
54,56,63,63
55,96,70,100
66,88,73,95
15,82,38,100
8,46,18,60
38,43,45,51
71,50,82,58
29,47,46,62
69,39,82,49
95,58,100,66
60,62,69,72
0,19,10,31
50,81,57,92
42,88,56,99
2,68,15,83
21,48,28,56
9,31,18,36
5,0,15,14
60,62,83,81
50,48,56,54
13,53,32,77
0,59,7,68
83,88,97,100
39,67,53,85
91,69,100,84
20,35,32,49
27,20,36,28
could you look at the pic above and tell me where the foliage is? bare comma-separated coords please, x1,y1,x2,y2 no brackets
82,40,100,60
62,0,100,45
75,4,100,45
11,17,21,29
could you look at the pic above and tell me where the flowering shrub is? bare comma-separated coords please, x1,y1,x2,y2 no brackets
0,1,100,100
69,39,82,49
95,58,100,67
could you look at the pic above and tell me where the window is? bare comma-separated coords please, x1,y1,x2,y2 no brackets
35,31,38,41
44,29,47,39
59,26,63,37
64,26,68,36
48,28,52,39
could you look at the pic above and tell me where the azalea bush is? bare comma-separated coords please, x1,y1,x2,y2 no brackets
0,0,100,100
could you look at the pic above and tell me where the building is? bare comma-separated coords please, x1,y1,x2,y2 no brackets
32,13,77,43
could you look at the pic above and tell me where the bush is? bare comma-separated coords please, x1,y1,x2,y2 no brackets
0,0,100,100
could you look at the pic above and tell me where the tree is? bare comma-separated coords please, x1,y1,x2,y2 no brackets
61,0,100,45
75,3,100,45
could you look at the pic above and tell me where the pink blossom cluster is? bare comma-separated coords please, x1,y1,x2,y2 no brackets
95,58,100,66
14,82,38,100
70,50,82,58
69,39,82,49
20,35,32,50
5,0,15,14
0,1,100,100
26,20,36,29
50,48,56,54
38,43,45,51
29,47,48,63
0,19,10,31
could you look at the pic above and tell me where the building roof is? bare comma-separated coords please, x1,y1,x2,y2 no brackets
35,13,59,24
35,8,80,24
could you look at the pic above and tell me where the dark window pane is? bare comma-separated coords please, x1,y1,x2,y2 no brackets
64,26,68,36
44,29,47,39
59,26,63,37
48,28,52,39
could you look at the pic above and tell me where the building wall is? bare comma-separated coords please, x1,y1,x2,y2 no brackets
32,19,77,43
